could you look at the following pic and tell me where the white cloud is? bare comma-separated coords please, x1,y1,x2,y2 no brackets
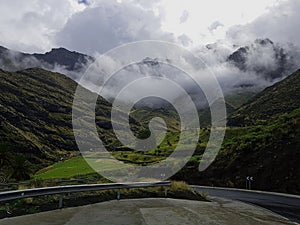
0,0,85,53
0,0,299,99
0,0,295,54
179,10,189,24
227,0,300,47
208,21,224,33
159,0,281,47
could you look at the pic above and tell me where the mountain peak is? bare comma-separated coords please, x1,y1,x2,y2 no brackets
49,47,70,53
254,38,274,46
0,46,8,52
227,38,295,81
32,47,93,71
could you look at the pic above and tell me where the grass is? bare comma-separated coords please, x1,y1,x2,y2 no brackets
32,126,211,181
33,128,210,180
169,181,191,192
34,157,95,179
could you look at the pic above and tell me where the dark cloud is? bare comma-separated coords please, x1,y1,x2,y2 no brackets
55,0,174,55
78,0,90,5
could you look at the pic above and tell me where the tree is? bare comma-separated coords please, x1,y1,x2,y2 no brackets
0,143,12,168
9,154,32,181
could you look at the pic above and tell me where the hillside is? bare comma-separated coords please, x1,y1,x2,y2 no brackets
0,67,180,179
228,69,300,126
1,65,299,194
176,108,300,194
173,69,300,194
0,69,83,169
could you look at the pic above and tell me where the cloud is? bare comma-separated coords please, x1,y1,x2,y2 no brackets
55,0,174,55
0,0,85,53
78,0,90,5
1,0,299,105
226,0,300,47
177,34,193,47
179,10,189,24
208,21,224,32
191,37,300,96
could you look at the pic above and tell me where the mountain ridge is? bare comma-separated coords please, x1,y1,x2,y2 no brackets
228,68,300,126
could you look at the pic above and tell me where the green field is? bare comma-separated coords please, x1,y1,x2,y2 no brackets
34,157,96,179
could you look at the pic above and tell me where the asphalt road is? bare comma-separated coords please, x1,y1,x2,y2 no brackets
193,186,300,224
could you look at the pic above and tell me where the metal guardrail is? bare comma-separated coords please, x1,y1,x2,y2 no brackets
191,185,300,199
0,177,99,188
0,181,171,203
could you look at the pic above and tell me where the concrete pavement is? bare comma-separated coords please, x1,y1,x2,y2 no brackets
0,198,295,225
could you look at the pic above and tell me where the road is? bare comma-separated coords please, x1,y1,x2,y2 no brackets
0,182,299,224
193,186,300,224
0,198,294,225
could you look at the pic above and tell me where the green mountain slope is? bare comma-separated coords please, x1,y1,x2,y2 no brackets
0,68,180,179
173,69,300,194
0,68,78,166
228,69,300,126
176,108,300,194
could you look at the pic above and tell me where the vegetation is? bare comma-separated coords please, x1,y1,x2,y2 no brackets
0,143,32,181
228,69,300,126
1,65,300,195
0,68,180,181
176,108,300,194
34,157,95,180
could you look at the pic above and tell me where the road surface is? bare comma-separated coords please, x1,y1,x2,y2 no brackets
193,186,300,224
0,198,294,225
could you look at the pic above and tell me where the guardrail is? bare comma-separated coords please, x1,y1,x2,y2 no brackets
0,177,100,190
191,185,300,199
0,181,171,208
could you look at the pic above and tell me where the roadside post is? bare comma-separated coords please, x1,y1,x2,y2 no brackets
246,176,254,190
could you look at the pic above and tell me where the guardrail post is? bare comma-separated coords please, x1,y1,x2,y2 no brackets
117,189,120,200
58,194,63,209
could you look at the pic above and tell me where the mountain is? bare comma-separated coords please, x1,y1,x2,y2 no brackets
0,68,82,169
33,48,93,71
1,45,299,190
1,43,296,112
179,107,300,194
172,68,300,194
0,46,93,78
227,38,298,81
0,67,180,177
0,68,121,170
228,69,300,126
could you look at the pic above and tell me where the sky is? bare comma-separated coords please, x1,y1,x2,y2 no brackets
0,0,299,55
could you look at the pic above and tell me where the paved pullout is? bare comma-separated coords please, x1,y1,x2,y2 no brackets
0,198,295,225
193,186,300,224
